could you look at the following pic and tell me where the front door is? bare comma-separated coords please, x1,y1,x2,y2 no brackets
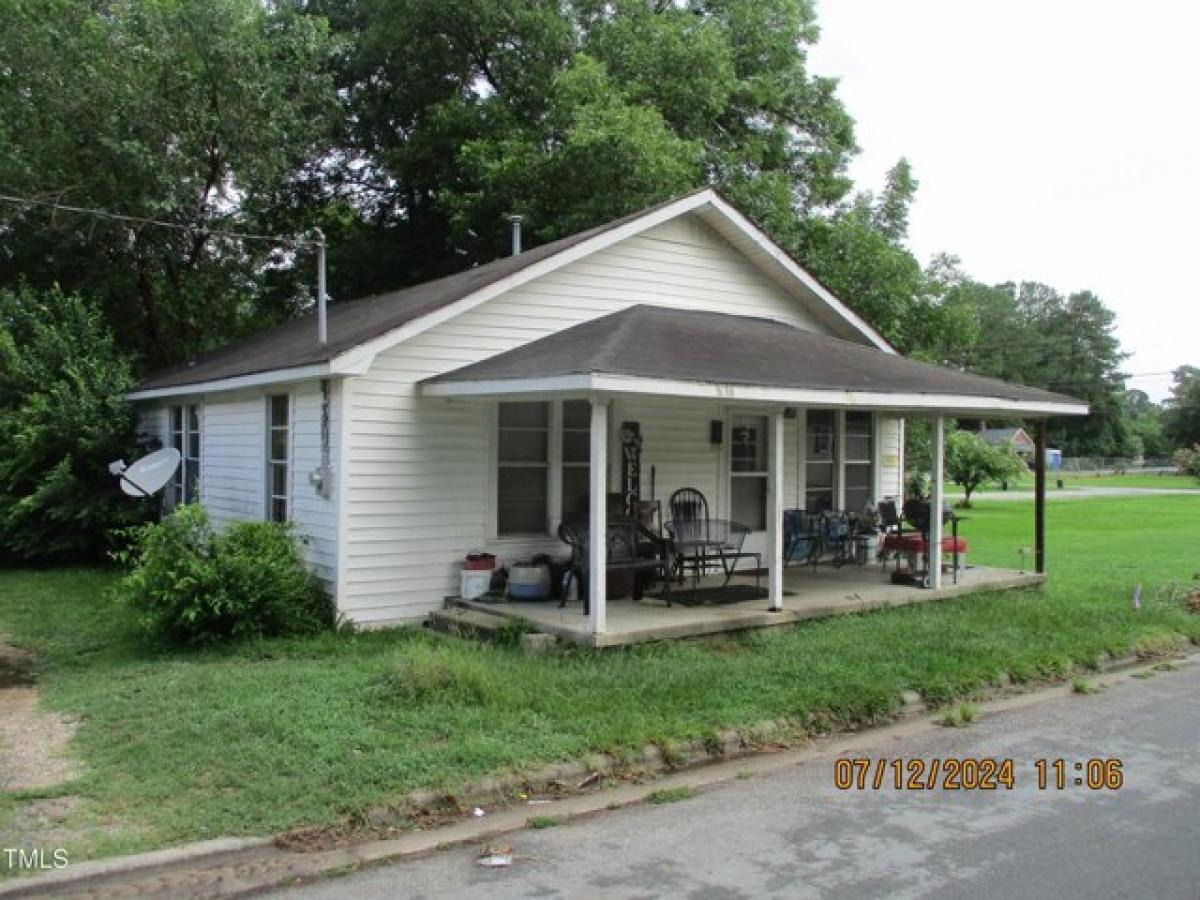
729,414,769,553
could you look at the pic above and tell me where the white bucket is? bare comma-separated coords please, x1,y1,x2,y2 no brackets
460,568,492,600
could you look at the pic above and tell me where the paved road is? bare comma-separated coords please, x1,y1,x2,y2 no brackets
276,665,1200,899
950,486,1200,502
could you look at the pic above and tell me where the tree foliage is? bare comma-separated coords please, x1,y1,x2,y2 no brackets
0,285,152,562
306,0,857,298
0,0,339,369
944,430,1027,506
1164,366,1200,449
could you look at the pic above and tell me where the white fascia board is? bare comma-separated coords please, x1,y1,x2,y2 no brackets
705,196,896,354
422,373,1089,417
327,191,720,375
126,363,331,402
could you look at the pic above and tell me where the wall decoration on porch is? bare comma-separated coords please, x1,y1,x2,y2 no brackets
619,421,643,513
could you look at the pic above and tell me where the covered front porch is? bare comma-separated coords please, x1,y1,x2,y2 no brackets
422,305,1087,643
447,563,1045,648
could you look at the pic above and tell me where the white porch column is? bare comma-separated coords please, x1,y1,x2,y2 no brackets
929,415,945,590
768,409,785,611
588,397,608,635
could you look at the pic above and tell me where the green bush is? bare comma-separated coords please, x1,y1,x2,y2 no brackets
116,504,332,644
1173,444,1200,480
0,284,152,562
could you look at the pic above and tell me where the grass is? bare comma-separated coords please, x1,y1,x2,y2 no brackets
527,815,559,829
1,495,1198,863
1071,677,1102,695
645,786,695,804
936,702,978,728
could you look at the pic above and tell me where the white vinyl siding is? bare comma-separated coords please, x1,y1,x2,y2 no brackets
338,213,841,625
878,416,903,499
134,381,340,595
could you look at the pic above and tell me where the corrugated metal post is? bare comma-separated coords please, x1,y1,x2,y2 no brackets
588,397,608,637
315,228,328,347
929,415,944,590
768,409,785,611
1034,419,1047,574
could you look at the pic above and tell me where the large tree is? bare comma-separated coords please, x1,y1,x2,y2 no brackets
305,0,858,300
0,0,338,369
1164,366,1200,449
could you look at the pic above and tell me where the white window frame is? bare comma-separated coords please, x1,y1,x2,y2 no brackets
169,403,201,507
266,392,293,523
487,398,597,540
842,410,876,513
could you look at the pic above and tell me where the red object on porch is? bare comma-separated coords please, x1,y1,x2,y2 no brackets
464,552,497,571
883,534,969,555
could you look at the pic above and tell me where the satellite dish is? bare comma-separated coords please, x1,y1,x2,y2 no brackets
109,448,181,498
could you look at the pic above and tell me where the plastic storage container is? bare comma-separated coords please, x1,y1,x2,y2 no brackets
460,568,493,600
508,565,551,600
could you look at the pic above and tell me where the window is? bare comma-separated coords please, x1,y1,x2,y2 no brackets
497,402,550,534
170,404,201,506
805,410,836,513
843,412,874,513
495,400,593,536
730,415,768,530
560,400,591,522
267,395,290,522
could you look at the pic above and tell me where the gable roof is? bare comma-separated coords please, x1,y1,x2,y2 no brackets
422,306,1088,417
129,189,892,399
979,427,1035,448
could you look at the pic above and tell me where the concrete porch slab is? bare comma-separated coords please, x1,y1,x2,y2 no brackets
453,564,1045,648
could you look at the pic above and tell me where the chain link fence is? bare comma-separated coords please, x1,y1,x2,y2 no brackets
1059,456,1175,474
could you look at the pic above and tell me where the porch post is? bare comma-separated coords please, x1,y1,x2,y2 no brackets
768,409,785,611
1034,419,1047,574
929,415,945,590
588,397,608,636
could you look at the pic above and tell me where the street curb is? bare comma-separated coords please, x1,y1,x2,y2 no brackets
2,648,1192,898
0,838,271,896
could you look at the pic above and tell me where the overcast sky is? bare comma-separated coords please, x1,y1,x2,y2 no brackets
807,0,1200,401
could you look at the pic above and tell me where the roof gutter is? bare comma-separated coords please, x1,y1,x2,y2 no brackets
421,373,1089,418
127,362,334,402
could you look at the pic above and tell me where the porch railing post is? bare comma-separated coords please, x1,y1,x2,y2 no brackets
768,409,785,611
929,415,945,590
588,397,608,636
1034,419,1047,574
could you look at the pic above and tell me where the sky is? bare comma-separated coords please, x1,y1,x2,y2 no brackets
807,0,1200,401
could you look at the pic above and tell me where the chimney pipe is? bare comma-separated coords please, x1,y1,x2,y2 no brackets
506,214,524,255
314,228,327,347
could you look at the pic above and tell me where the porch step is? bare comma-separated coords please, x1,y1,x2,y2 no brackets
427,607,506,641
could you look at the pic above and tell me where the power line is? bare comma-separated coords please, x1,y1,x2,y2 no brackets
0,193,323,247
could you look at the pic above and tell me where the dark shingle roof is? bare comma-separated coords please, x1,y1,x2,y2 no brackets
980,427,1035,446
133,192,708,393
424,305,1085,409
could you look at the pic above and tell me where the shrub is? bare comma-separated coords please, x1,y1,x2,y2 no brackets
116,504,332,645
0,284,152,562
1173,444,1200,480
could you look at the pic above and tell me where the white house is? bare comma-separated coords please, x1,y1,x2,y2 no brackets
129,189,1087,634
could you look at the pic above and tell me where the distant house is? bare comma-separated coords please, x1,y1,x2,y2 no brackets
128,189,1087,634
979,426,1036,457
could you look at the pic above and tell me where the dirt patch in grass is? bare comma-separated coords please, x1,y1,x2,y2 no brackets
0,632,82,793
0,686,83,792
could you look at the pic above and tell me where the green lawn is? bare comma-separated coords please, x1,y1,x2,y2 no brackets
1,495,1198,863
